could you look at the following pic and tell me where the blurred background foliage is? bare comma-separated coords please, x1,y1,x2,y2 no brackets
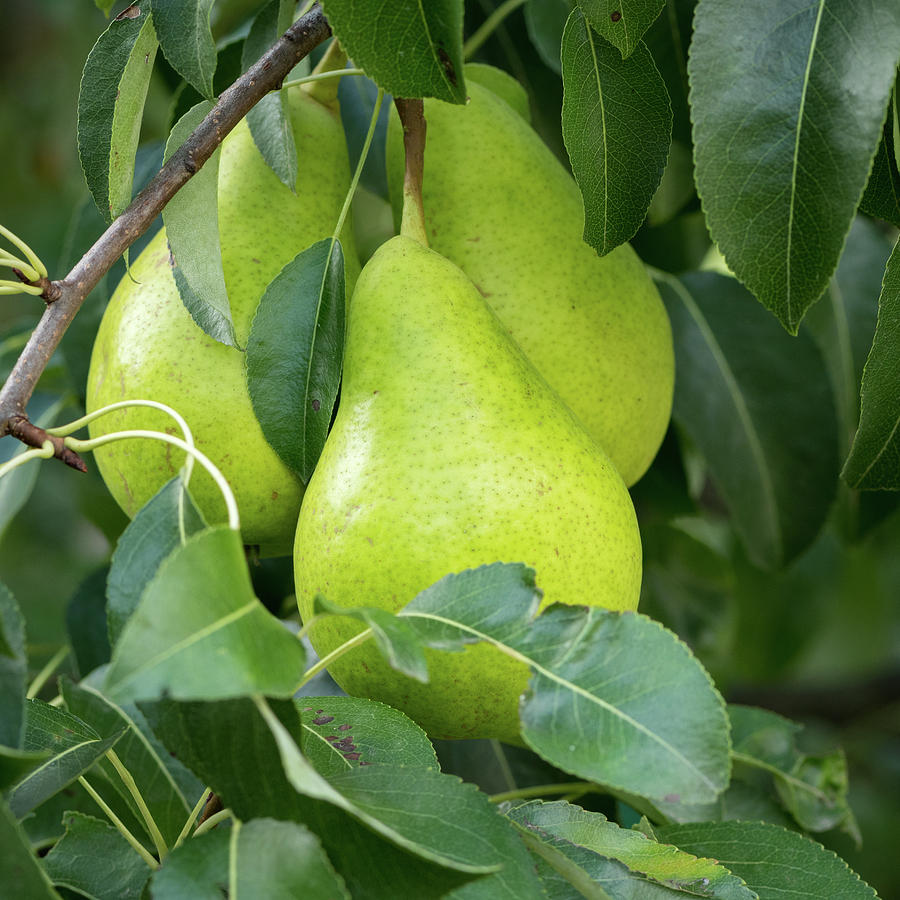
1,1,898,894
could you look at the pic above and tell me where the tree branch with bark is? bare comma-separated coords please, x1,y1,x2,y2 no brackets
0,3,331,469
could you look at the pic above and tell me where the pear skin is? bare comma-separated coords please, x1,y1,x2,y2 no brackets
86,87,359,555
386,75,674,486
294,235,641,742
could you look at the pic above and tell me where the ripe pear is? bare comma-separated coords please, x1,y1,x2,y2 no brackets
293,228,642,742
386,73,674,486
86,86,360,556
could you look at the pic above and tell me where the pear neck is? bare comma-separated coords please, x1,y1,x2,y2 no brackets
302,39,348,108
395,98,429,247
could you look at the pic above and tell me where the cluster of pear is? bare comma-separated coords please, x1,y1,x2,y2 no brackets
87,64,674,743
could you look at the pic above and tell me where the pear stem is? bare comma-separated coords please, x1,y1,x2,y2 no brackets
395,98,429,247
303,39,349,106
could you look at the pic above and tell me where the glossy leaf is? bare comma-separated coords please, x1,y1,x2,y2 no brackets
644,0,695,146
576,0,665,58
524,0,572,73
508,800,754,899
656,821,876,899
7,701,124,819
312,595,428,684
321,0,466,103
150,0,216,98
690,0,900,332
338,71,392,197
860,86,900,228
42,812,150,900
843,237,900,489
243,0,298,190
77,5,158,222
561,9,672,255
106,477,206,647
148,829,229,899
246,239,345,482
657,271,839,568
60,678,201,847
162,101,237,347
297,695,438,777
104,527,306,703
0,582,27,748
400,565,731,805
0,800,60,899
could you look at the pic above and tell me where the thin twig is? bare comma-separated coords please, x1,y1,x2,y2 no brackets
0,4,331,465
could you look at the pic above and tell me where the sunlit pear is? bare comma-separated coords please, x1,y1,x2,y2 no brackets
86,85,359,556
387,72,674,486
294,186,642,741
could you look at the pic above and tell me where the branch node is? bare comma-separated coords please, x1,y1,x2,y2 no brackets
8,416,87,473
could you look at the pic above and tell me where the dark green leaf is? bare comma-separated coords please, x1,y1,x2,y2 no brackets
0,582,27,748
42,811,150,900
338,71,391,197
311,595,428,684
246,239,345,482
507,800,754,899
655,821,876,899
60,678,201,847
149,828,228,899
8,701,124,819
106,477,206,647
401,565,731,805
298,695,438,776
242,0,298,189
576,0,665,58
860,80,900,228
104,526,306,703
561,10,672,254
657,271,839,568
65,569,111,679
524,0,573,73
162,101,238,347
0,801,60,898
320,0,466,103
689,0,900,332
843,236,900,489
150,0,216,98
0,747,49,794
77,5,158,222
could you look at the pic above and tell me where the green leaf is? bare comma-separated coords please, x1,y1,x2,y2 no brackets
150,0,216,98
524,0,573,73
148,828,229,899
656,271,839,568
0,747,50,794
311,594,429,684
320,0,466,103
77,5,158,222
60,678,202,847
242,0,298,190
843,236,900,489
655,821,877,899
246,239,346,482
860,79,900,228
41,811,151,900
95,0,117,15
507,800,755,899
689,0,900,332
7,701,124,819
401,565,731,805
106,477,206,647
728,705,856,837
104,526,306,703
576,0,664,58
65,569,111,679
0,582,27,748
561,10,672,255
162,101,238,347
0,800,60,899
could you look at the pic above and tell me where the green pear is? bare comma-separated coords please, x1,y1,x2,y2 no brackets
86,86,359,556
386,74,674,486
293,229,642,743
